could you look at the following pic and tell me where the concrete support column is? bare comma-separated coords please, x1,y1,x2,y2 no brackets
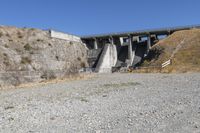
147,34,151,53
133,36,140,43
110,36,114,44
138,37,142,42
94,38,98,49
128,35,133,62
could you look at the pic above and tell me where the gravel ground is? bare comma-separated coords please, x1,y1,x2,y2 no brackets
0,73,200,133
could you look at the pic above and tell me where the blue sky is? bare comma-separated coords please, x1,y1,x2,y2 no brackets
0,0,199,36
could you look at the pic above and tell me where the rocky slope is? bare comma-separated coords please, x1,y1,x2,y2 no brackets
0,26,88,87
140,29,200,73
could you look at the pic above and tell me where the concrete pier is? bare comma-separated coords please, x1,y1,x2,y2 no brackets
95,43,117,73
128,35,133,65
110,36,114,45
147,35,151,53
94,38,98,49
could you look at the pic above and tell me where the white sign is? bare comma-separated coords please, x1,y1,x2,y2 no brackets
162,60,171,68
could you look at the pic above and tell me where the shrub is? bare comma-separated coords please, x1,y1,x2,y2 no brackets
24,43,32,51
37,39,43,42
6,33,10,37
70,41,73,45
4,44,9,48
3,53,7,57
146,46,164,61
48,43,52,47
55,56,59,61
77,57,81,61
3,60,9,66
15,48,22,53
3,53,9,66
41,71,56,80
21,57,32,64
17,32,23,38
30,51,34,54
80,62,86,67
0,32,3,37
8,39,13,42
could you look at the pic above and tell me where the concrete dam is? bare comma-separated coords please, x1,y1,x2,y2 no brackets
80,25,200,73
49,25,200,73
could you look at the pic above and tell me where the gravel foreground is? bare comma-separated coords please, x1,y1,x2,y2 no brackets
0,73,200,133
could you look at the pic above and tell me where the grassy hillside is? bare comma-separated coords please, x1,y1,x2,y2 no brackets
140,29,200,73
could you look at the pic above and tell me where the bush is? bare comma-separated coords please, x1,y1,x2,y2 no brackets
15,48,22,53
3,53,7,57
0,32,3,37
37,39,43,42
146,46,164,61
80,62,86,67
21,57,32,64
17,32,23,38
6,33,10,37
77,57,81,61
41,71,56,80
24,43,32,51
4,44,9,48
55,56,59,61
8,39,13,42
3,60,9,66
48,43,52,47
30,51,34,54
3,53,10,66
70,41,73,45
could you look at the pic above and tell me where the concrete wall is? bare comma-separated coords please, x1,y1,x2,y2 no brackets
50,30,82,43
115,46,128,67
132,43,147,66
95,44,117,73
87,49,102,67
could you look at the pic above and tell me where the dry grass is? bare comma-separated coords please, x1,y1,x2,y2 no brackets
0,74,94,91
102,82,140,88
139,29,200,73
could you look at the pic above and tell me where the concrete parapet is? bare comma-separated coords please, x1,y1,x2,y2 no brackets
50,30,81,43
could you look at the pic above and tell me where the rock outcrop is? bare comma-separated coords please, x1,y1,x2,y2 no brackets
0,26,88,87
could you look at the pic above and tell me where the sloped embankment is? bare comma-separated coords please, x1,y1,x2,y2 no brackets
140,29,200,73
0,26,88,87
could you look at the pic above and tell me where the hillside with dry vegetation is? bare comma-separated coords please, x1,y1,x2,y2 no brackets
140,29,200,73
0,26,88,87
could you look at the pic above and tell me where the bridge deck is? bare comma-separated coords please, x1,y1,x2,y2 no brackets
81,25,200,39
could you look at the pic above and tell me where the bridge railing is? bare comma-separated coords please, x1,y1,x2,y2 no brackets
81,24,200,39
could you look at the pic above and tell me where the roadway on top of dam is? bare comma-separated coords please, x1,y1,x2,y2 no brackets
81,25,200,39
